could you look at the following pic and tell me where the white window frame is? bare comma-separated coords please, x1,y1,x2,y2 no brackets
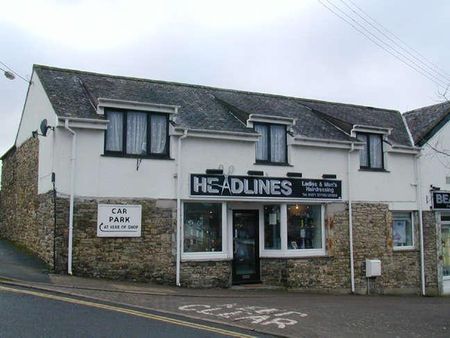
392,211,415,251
181,201,229,261
260,203,326,258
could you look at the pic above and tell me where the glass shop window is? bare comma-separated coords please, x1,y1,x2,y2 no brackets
183,203,222,253
264,205,281,250
287,204,322,250
392,212,414,249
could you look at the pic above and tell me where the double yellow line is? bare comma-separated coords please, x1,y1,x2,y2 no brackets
0,285,255,338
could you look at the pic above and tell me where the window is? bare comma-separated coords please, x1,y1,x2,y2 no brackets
392,212,414,249
105,109,169,157
183,203,222,253
264,205,281,249
287,204,322,250
357,133,383,169
255,123,287,164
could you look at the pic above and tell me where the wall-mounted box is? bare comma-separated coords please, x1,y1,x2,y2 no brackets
366,259,381,277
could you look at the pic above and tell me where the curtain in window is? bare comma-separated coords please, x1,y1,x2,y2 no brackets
270,125,286,163
255,124,269,161
151,115,167,154
126,112,147,155
369,134,383,168
105,111,123,152
357,134,368,167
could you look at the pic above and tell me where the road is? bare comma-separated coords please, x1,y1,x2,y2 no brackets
0,284,268,338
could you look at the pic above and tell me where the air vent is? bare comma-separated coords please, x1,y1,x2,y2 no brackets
205,169,224,175
247,170,264,176
286,172,302,178
322,174,337,179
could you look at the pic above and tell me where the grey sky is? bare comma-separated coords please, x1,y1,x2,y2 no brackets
0,0,449,156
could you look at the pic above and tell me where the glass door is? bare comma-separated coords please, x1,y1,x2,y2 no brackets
232,210,260,284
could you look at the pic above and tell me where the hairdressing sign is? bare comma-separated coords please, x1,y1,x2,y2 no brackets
432,191,450,210
190,174,341,199
97,204,142,237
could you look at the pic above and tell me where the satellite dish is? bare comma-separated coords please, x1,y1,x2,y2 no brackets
40,119,49,136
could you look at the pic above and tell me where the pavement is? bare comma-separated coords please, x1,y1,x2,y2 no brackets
1,239,450,338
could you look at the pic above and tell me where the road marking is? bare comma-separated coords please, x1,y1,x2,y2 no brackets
0,285,255,338
179,304,308,329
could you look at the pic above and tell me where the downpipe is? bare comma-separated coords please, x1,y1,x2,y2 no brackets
64,119,77,275
415,153,426,296
347,143,356,293
176,129,188,286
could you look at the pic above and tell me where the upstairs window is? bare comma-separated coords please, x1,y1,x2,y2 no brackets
357,133,383,169
105,109,169,158
255,123,287,164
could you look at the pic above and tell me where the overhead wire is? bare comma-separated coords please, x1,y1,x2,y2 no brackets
339,0,450,83
317,0,449,89
0,60,31,83
346,0,450,80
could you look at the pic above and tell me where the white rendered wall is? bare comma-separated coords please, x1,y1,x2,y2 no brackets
418,121,450,208
14,72,59,194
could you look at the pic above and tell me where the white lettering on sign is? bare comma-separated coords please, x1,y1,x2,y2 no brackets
97,204,142,237
178,303,307,329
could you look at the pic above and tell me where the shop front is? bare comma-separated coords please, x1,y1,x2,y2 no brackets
181,174,341,286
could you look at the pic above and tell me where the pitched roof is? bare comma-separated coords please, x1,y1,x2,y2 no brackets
34,64,412,146
404,101,450,146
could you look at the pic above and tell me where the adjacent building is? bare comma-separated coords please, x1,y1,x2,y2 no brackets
0,64,447,295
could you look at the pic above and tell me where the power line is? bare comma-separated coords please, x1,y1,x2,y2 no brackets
346,0,450,80
340,0,450,83
0,60,31,84
317,0,449,89
321,0,448,88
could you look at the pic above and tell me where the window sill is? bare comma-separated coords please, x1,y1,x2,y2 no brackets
181,252,230,261
102,154,174,160
393,246,416,252
254,161,293,167
260,249,326,258
359,168,390,173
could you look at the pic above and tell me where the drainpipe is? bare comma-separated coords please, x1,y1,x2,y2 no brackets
176,129,188,286
64,119,77,275
415,152,426,296
347,143,356,293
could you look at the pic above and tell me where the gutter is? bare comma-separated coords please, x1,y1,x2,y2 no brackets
176,129,189,286
347,142,356,293
64,119,77,275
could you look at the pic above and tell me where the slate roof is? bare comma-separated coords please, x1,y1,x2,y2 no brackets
34,65,412,147
404,101,450,146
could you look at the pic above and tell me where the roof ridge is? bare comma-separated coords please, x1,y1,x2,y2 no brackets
33,64,400,114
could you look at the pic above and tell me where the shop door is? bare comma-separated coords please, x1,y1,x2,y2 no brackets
232,210,260,284
442,225,450,294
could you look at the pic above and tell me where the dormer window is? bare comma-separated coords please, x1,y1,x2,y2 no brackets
104,109,169,158
357,133,383,169
255,123,287,164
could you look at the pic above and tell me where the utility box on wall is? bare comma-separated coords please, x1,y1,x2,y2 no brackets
366,259,381,277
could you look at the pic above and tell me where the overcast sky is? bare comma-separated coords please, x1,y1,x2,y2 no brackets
0,0,449,156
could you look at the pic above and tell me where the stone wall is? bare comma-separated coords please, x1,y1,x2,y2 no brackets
0,138,66,270
71,198,176,284
180,261,232,288
423,211,440,295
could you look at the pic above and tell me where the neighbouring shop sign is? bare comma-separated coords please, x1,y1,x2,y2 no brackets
432,191,450,210
97,204,142,237
190,174,342,199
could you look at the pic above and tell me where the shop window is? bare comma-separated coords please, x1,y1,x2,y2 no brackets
264,205,281,250
183,203,222,253
287,204,322,250
104,109,169,158
357,133,384,169
392,212,414,249
254,123,287,164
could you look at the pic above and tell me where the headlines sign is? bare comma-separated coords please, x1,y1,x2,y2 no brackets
190,174,342,200
432,191,450,210
97,204,142,237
